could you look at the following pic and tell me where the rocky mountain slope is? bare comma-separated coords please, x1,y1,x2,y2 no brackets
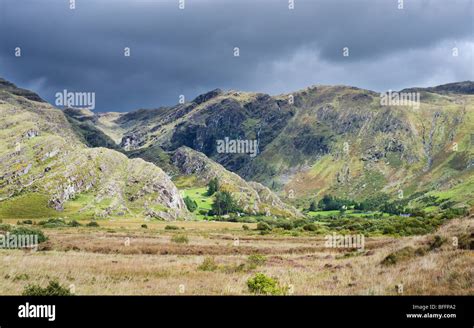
171,146,302,218
70,82,474,211
0,78,187,221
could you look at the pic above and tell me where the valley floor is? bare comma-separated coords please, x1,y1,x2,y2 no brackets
0,218,472,295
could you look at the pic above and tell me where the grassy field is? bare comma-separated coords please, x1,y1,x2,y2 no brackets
182,188,213,210
0,216,472,295
307,210,389,218
182,187,214,219
0,194,59,219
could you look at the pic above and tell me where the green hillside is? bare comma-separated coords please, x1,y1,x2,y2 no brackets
0,79,188,221
67,82,474,214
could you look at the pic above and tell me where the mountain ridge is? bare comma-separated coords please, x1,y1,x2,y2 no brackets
1,77,472,222
63,81,473,212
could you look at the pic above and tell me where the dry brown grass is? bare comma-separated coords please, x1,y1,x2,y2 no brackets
0,218,472,295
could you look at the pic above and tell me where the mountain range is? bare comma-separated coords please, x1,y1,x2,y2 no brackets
1,77,473,220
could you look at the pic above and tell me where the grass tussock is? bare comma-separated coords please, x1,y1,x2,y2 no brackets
171,234,189,244
22,280,73,296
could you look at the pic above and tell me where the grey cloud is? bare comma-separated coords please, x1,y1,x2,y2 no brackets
0,0,472,111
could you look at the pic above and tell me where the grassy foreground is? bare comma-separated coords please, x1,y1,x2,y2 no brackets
0,217,472,295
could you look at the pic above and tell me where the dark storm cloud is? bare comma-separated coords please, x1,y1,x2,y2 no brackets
0,0,472,112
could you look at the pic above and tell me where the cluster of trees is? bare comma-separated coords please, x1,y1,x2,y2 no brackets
311,195,357,211
355,194,391,211
210,191,239,216
185,178,240,216
308,193,428,217
206,177,239,215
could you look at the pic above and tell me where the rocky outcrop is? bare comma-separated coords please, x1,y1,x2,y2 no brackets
192,88,223,105
0,78,188,220
171,146,302,218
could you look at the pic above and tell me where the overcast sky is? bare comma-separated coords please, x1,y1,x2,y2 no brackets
0,0,472,112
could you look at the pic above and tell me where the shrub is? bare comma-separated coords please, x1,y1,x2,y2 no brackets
247,254,266,268
40,218,81,228
221,263,247,274
198,257,218,271
22,280,73,296
38,218,69,228
408,208,426,218
183,196,198,212
275,221,293,230
69,220,81,227
440,201,456,210
17,220,33,225
242,224,249,231
457,233,473,250
256,222,271,231
246,273,286,295
293,219,309,228
86,221,99,227
303,223,318,231
10,227,47,243
442,207,469,219
0,224,12,232
415,247,427,256
171,234,189,244
165,225,180,230
381,246,424,266
429,235,446,250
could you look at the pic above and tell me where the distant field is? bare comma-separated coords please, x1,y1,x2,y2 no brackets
182,187,214,219
307,210,341,217
307,210,389,218
182,187,213,209
0,194,58,220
